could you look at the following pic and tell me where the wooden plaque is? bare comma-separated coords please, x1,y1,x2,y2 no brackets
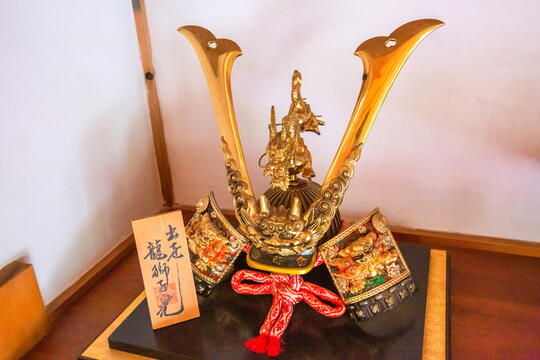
132,210,199,329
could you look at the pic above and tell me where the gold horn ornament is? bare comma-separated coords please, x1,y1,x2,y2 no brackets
179,19,443,274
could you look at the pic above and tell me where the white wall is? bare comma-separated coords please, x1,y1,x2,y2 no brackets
0,1,162,304
146,0,540,242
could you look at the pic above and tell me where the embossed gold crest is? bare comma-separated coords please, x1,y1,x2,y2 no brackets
320,209,411,305
186,193,248,292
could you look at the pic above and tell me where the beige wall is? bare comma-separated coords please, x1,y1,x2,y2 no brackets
146,0,540,242
0,1,162,303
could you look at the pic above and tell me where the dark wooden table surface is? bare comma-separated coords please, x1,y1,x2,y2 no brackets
24,235,540,360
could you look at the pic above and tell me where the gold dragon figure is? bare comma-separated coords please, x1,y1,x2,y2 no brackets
259,70,324,191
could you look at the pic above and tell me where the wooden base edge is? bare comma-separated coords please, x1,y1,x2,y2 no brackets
80,292,150,360
175,204,540,258
422,249,447,360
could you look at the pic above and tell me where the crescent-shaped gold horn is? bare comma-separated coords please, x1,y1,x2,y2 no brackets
304,19,444,243
323,19,444,187
178,26,254,200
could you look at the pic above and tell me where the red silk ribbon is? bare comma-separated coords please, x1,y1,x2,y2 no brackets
231,269,346,357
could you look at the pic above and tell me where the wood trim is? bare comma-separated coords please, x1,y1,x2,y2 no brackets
47,234,136,321
173,204,233,216
131,0,174,208
392,225,540,258
175,204,540,258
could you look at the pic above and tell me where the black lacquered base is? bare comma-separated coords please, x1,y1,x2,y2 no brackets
108,244,444,360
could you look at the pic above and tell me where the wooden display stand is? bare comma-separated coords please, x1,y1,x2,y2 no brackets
79,246,448,360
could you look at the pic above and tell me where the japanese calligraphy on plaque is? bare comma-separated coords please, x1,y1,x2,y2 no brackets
132,210,200,329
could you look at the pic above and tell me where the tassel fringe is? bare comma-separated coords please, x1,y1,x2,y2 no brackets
244,335,268,354
266,336,282,357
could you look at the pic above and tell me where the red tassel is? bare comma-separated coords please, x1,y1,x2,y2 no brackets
244,334,268,354
266,336,282,357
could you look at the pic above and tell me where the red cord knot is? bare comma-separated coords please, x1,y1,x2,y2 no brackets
269,273,304,303
231,269,345,357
